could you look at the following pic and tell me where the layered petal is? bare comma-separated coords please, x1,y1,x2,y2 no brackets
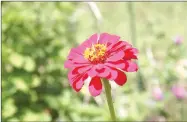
88,64,111,79
107,40,132,54
98,33,120,46
106,40,133,63
68,66,90,92
123,48,138,60
103,66,127,86
81,33,98,48
105,60,138,72
67,47,84,60
105,60,126,70
89,76,102,96
88,64,127,86
64,57,90,69
106,51,125,62
113,69,127,86
123,61,138,72
64,45,90,69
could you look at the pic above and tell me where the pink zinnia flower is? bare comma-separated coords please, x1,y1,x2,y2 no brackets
64,33,138,96
172,85,186,100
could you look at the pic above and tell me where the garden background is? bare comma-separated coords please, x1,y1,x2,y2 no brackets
2,2,187,121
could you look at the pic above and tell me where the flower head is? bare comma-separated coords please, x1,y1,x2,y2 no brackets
64,33,138,96
172,84,186,100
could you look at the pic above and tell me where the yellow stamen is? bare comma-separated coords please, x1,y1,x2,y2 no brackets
84,44,107,63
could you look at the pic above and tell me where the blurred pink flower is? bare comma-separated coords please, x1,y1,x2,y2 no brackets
64,33,138,96
152,86,164,101
172,85,186,100
172,36,183,45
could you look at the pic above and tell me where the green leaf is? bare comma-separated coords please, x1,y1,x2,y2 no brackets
9,53,24,68
23,57,36,72
2,99,17,118
22,111,51,121
12,77,28,92
31,75,41,87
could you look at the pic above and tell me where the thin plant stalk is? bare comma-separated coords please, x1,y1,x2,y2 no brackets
88,2,102,33
127,2,145,91
103,79,116,121
180,100,184,121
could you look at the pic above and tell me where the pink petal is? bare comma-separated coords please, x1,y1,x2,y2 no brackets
111,68,127,86
88,64,111,78
65,45,91,69
71,65,92,75
64,60,90,69
68,67,89,92
72,73,88,92
106,41,133,62
68,47,83,59
123,48,138,60
105,60,126,69
78,65,92,74
89,77,102,96
98,33,111,44
72,56,89,63
68,68,81,85
81,33,98,48
107,41,132,53
87,66,98,78
96,65,111,78
107,51,125,62
64,60,74,69
64,56,90,69
99,33,120,45
123,61,138,72
105,67,118,80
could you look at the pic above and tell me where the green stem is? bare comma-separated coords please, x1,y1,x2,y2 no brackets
127,2,145,92
103,79,116,121
180,100,184,121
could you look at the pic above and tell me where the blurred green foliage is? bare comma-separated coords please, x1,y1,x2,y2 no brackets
2,2,86,121
2,2,187,121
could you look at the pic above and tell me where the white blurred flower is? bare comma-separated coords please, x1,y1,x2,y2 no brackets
118,107,128,118
176,59,187,79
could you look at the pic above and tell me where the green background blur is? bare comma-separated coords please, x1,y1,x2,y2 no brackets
2,2,187,121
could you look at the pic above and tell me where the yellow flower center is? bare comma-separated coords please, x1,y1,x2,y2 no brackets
84,44,107,63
